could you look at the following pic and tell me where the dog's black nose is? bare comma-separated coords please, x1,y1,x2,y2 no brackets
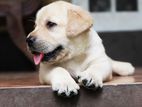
26,36,36,47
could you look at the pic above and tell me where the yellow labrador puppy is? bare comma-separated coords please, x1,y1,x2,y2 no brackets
26,1,135,97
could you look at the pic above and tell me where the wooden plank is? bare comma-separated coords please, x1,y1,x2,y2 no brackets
0,84,142,107
0,68,142,87
0,69,142,107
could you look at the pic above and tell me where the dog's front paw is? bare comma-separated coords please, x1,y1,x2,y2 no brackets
52,79,80,97
78,71,103,90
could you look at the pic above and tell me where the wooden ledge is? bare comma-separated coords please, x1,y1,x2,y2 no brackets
0,68,142,107
0,68,142,87
0,84,142,107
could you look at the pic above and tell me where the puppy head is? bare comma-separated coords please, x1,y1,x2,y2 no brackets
26,1,93,64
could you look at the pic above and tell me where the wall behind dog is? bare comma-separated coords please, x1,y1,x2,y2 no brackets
0,13,37,71
0,0,141,71
0,0,69,71
73,0,142,67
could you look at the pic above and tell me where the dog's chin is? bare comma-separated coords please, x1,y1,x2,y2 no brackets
31,45,67,65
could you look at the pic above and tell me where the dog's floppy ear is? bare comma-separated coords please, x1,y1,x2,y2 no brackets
66,7,93,37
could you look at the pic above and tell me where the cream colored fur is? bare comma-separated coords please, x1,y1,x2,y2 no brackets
28,1,135,97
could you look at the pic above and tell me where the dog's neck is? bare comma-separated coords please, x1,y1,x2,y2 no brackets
67,27,104,60
67,29,90,57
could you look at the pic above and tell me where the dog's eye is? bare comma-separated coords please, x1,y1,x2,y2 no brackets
46,21,57,28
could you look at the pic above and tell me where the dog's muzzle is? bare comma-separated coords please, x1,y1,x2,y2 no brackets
26,36,36,48
26,37,64,64
33,45,64,64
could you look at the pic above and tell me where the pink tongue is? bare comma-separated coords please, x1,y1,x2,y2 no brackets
33,53,44,65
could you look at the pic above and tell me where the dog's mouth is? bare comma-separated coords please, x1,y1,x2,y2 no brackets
31,45,64,65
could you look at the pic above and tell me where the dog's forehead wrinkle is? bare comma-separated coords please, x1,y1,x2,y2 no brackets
30,1,92,62
36,3,68,26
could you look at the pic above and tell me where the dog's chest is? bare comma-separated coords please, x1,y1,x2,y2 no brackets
61,54,87,76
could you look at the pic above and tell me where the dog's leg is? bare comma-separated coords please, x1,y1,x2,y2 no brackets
78,57,112,90
110,59,135,76
40,67,79,97
76,29,112,89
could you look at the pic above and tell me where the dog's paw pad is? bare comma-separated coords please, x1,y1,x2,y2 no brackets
52,81,80,97
57,89,79,97
70,90,78,97
78,72,103,90
87,84,95,89
59,92,67,97
82,79,88,86
82,78,102,90
77,76,81,80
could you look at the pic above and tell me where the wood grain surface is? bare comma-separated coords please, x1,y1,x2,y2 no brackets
0,68,141,87
0,68,142,107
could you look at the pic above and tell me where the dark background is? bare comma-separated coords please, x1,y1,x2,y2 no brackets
0,25,141,71
0,0,141,71
0,13,36,71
